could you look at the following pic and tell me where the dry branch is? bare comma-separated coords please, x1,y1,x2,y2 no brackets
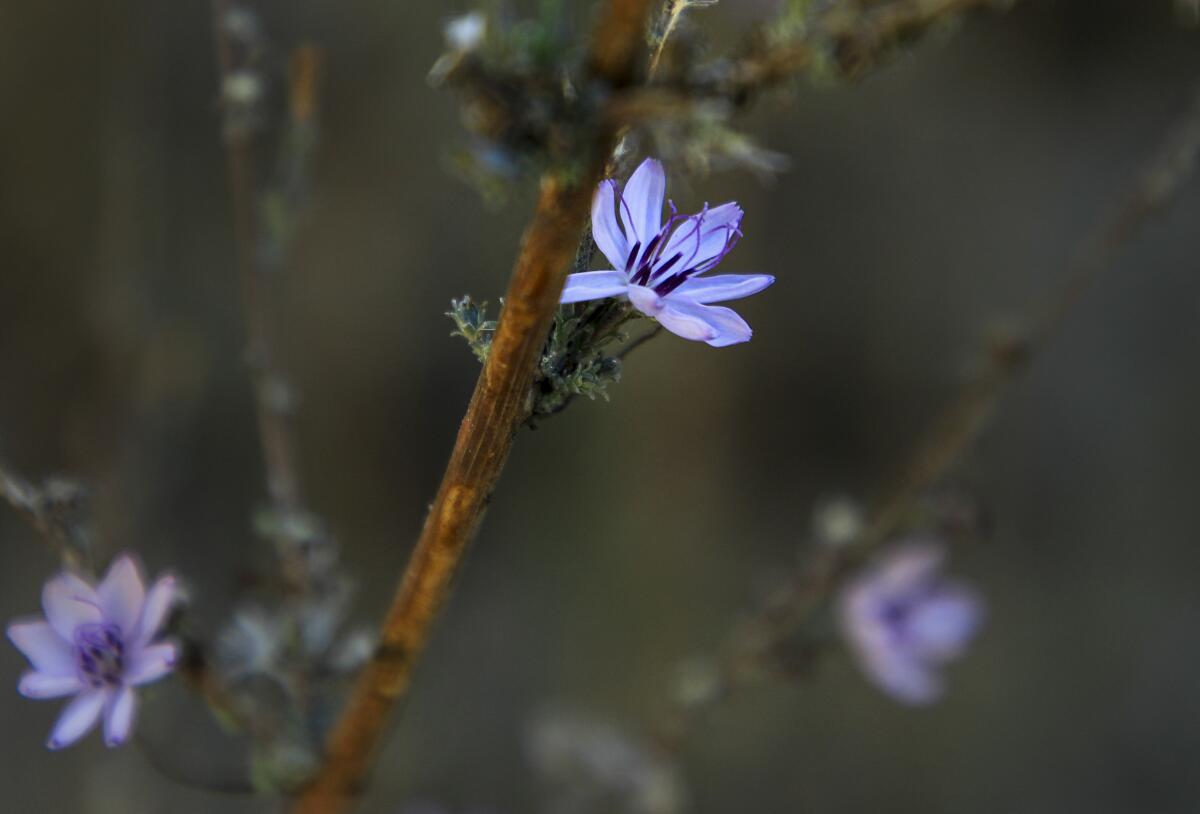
289,2,657,811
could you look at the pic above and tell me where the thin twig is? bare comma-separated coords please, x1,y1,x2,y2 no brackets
207,0,332,778
640,0,1010,110
211,0,305,516
618,324,664,359
648,0,711,79
826,0,1011,79
865,82,1200,548
0,459,88,570
135,733,256,797
211,3,329,608
289,2,658,812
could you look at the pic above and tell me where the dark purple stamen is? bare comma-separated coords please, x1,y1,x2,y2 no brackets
881,600,910,628
653,273,689,296
624,241,641,272
652,252,682,277
651,222,742,295
630,211,695,285
74,623,126,687
616,195,744,295
638,233,662,269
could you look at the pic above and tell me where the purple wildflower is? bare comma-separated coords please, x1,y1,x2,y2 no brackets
7,554,178,749
561,157,774,347
838,542,984,705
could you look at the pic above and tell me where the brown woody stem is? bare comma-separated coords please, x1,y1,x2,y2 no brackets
289,2,656,811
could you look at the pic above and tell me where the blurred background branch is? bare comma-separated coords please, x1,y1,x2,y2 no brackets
655,79,1200,751
0,459,89,570
211,0,306,540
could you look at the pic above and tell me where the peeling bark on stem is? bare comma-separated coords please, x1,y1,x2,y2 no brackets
290,2,656,811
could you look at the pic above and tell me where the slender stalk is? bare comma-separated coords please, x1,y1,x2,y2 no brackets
211,0,304,515
290,2,656,811
647,0,692,78
0,460,87,569
618,324,664,359
641,0,1009,105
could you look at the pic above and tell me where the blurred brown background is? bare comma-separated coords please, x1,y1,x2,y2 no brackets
2,0,1200,811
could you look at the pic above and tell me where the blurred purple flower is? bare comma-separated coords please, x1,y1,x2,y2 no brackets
838,542,983,705
7,554,178,749
562,157,774,347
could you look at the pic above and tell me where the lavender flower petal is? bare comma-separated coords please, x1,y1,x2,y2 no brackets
19,672,83,699
619,158,666,243
41,574,102,641
672,274,775,304
103,686,136,747
133,574,176,647
660,202,743,271
859,646,943,706
579,157,773,347
96,554,146,635
625,284,665,317
650,310,713,343
47,688,106,750
690,203,744,270
591,180,630,271
658,299,753,347
838,541,984,706
560,271,630,304
7,621,75,676
125,643,178,686
906,585,984,661
10,553,180,749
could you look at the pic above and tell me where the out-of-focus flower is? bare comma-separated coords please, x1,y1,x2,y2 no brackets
838,541,983,705
222,70,265,107
812,495,864,548
561,157,774,347
216,606,284,681
445,12,486,52
527,708,685,814
222,7,261,44
7,554,178,749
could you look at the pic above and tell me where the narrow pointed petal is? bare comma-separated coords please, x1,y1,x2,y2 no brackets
660,202,743,273
103,686,137,747
133,575,177,647
618,158,665,243
591,180,631,271
689,202,744,268
657,297,753,347
559,271,630,304
42,574,102,641
19,671,83,699
626,284,665,317
8,621,75,676
672,274,775,304
47,689,106,750
97,554,146,635
126,643,178,686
